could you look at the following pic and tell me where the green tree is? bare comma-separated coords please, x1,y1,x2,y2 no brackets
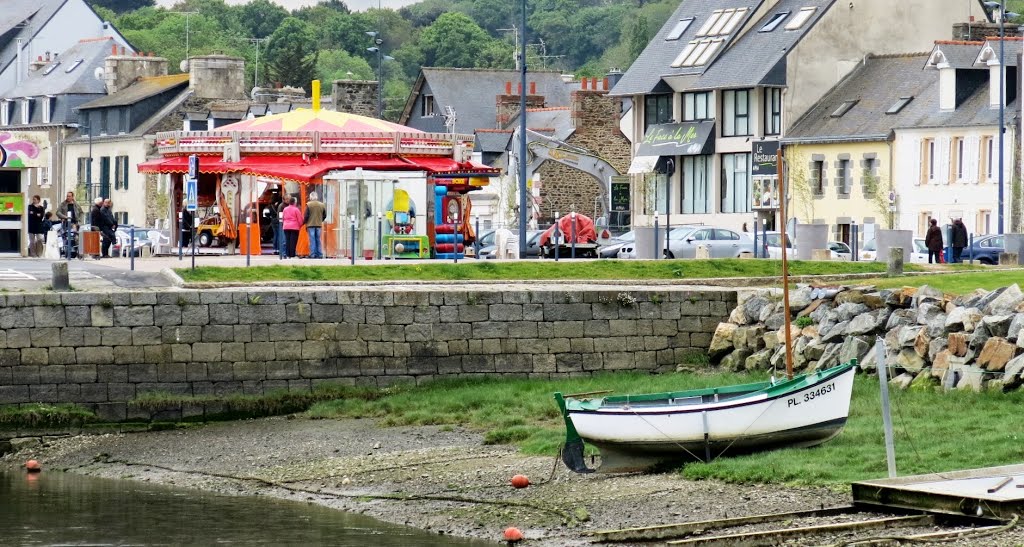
91,0,154,14
265,17,319,92
239,0,289,39
317,49,374,82
399,0,454,27
418,12,494,67
627,15,650,61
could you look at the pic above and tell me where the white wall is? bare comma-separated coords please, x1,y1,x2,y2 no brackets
62,137,150,227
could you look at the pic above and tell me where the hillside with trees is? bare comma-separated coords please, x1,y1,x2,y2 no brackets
91,0,679,120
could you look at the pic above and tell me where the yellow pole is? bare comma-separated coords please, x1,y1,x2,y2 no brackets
312,80,321,111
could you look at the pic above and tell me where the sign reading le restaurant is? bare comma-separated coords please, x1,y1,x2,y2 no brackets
635,121,715,157
751,140,779,176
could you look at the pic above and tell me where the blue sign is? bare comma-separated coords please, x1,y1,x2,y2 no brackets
188,154,199,180
185,178,198,212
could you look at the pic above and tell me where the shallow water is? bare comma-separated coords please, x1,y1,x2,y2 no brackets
0,471,488,546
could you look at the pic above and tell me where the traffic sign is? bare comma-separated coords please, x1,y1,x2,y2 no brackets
185,178,198,212
188,154,199,180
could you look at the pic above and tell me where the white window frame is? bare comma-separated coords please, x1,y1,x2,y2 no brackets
21,97,32,125
42,95,55,124
784,7,817,30
695,10,723,37
722,89,751,137
0,100,10,126
666,17,695,40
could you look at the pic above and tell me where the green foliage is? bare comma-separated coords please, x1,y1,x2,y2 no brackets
265,17,319,91
419,12,496,67
0,404,96,429
795,316,814,328
627,15,651,61
238,0,289,39
318,49,374,83
92,0,155,13
130,383,380,421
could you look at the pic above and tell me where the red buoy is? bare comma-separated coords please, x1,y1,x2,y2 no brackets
503,527,524,542
25,460,41,473
510,474,530,489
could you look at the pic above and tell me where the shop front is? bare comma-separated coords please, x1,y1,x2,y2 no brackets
0,131,49,256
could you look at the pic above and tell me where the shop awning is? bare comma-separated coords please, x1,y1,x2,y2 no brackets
406,156,501,176
635,121,715,157
137,156,241,175
627,155,659,174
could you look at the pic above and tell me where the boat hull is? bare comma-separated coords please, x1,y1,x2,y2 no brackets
564,364,856,473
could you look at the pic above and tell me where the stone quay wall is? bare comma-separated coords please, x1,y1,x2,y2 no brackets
0,287,735,420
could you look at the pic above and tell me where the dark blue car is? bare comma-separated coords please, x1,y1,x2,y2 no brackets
962,235,1002,265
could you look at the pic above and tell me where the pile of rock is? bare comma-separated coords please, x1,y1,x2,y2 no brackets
708,284,1024,392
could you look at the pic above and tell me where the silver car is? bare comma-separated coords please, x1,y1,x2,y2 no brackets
665,226,754,259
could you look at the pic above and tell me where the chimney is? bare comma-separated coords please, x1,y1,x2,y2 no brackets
606,68,624,90
932,49,955,111
496,79,545,127
104,46,169,94
29,55,46,73
331,79,376,116
985,43,1003,109
188,54,247,99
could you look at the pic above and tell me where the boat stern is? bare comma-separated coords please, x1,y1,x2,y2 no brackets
554,392,594,474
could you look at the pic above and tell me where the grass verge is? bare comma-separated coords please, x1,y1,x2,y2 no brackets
307,372,1024,487
864,269,1024,295
0,404,97,429
176,259,911,283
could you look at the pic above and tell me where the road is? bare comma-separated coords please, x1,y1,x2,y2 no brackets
0,258,174,292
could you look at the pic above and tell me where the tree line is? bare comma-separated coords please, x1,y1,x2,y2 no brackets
92,0,678,120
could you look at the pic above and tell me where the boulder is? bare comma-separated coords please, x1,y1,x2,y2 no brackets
916,302,943,326
928,337,948,361
734,325,766,351
977,337,1018,371
788,287,814,312
721,348,753,371
925,313,948,338
709,323,738,359
758,301,777,323
969,324,992,351
818,343,843,369
839,336,871,365
809,303,834,323
913,329,931,358
846,313,878,336
931,349,953,379
801,325,819,339
836,302,870,322
743,296,771,323
896,348,927,373
948,332,969,357
891,373,915,390
776,324,801,345
984,284,1023,315
914,285,945,307
897,325,924,347
983,314,1014,338
1007,314,1024,343
804,339,826,361
745,349,773,371
886,309,916,330
1004,354,1024,390
874,308,893,329
763,332,780,350
820,321,849,343
764,312,786,331
834,290,865,305
886,288,913,308
729,305,749,325
944,307,983,332
956,366,987,391
862,291,887,309
956,288,990,308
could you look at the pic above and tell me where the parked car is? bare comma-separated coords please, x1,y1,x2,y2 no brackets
763,233,851,260
599,230,635,258
828,241,852,261
665,226,754,259
963,235,1003,265
480,230,544,259
616,225,700,259
860,238,928,263
466,229,495,257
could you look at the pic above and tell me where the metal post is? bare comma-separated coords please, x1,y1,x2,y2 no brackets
190,219,196,271
245,215,251,268
553,211,560,262
129,225,135,271
571,212,577,259
517,0,528,256
653,211,660,260
969,233,974,264
279,210,284,260
753,216,759,258
474,215,480,259
453,211,459,264
377,212,383,260
762,219,768,259
998,1,1006,235
64,218,72,263
178,211,184,261
875,337,897,478
350,215,356,266
852,221,858,262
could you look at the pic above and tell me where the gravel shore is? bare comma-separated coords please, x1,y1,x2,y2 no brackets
3,417,1022,546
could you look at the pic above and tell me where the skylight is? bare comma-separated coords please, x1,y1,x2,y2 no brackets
830,100,858,118
695,10,723,37
694,38,725,66
42,62,61,75
785,7,817,30
671,38,726,68
886,97,913,115
708,8,735,35
720,8,748,34
760,12,790,32
666,17,696,41
65,59,84,73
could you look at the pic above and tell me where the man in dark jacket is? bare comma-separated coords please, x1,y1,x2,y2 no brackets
925,218,943,264
951,218,968,263
27,195,47,257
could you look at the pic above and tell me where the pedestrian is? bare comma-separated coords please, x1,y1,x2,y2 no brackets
102,199,118,257
27,195,46,257
276,195,289,256
925,218,943,264
56,191,83,228
92,198,115,258
42,212,54,241
951,218,968,263
282,196,302,258
180,199,194,250
303,191,326,258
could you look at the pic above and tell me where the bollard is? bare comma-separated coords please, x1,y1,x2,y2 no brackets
851,223,858,262
350,215,356,265
178,211,184,261
474,215,480,260
761,220,768,259
191,221,196,271
279,211,285,260
571,212,577,259
753,220,758,258
245,216,251,268
51,261,70,291
130,226,135,271
653,211,660,260
969,233,974,264
377,213,383,260
887,246,904,276
553,211,560,261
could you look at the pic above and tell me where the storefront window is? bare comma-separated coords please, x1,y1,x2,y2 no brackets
721,153,751,213
644,94,673,131
682,155,711,213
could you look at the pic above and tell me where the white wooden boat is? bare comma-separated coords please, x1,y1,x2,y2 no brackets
554,361,857,473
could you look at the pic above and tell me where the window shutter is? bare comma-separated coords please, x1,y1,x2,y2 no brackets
966,136,980,184
937,136,951,185
909,138,921,185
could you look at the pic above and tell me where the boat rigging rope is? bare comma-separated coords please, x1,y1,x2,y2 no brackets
827,513,1018,546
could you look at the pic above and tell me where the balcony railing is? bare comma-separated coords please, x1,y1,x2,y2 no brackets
155,130,476,158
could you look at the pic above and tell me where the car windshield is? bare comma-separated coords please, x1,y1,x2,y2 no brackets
764,233,792,247
913,239,928,253
478,230,496,247
829,242,849,253
617,230,635,242
668,226,698,240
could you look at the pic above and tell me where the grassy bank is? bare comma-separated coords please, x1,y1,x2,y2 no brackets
177,259,907,283
866,269,1024,295
308,371,1024,487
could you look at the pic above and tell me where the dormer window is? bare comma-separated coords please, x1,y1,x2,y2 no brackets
0,100,10,126
42,96,55,124
21,98,33,124
666,17,695,41
785,7,817,30
760,12,790,32
886,96,913,114
65,59,84,73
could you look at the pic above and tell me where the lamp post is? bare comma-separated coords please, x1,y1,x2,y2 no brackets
985,1,1020,234
366,32,394,119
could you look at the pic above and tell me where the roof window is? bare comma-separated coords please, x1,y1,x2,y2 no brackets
760,12,790,32
785,7,817,30
886,96,913,115
695,10,724,37
720,8,748,34
666,17,695,41
65,59,84,73
830,100,858,118
42,62,61,75
671,38,725,68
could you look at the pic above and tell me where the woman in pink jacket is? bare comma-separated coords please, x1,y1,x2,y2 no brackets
281,197,303,258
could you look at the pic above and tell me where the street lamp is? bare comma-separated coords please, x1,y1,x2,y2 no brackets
984,1,1020,234
366,32,394,119
67,123,92,201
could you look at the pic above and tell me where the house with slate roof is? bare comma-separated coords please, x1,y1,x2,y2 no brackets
611,0,991,235
0,0,133,94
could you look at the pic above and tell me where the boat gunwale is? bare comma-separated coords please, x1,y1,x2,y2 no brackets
566,363,855,417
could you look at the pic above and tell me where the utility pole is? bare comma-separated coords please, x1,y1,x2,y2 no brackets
171,11,200,63
498,25,519,70
249,38,268,89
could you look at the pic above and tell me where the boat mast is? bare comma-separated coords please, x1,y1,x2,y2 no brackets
778,147,794,380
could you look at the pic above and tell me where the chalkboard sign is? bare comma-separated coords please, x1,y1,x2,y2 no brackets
610,177,630,212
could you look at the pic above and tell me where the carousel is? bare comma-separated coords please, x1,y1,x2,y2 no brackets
138,82,499,259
